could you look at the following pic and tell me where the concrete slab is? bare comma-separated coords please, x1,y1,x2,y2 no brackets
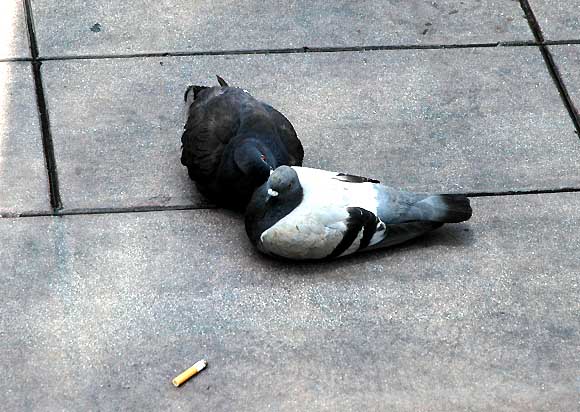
41,58,205,210
527,1,580,40
0,1,30,60
1,193,578,410
550,45,580,118
43,47,580,210
0,62,50,215
30,0,532,57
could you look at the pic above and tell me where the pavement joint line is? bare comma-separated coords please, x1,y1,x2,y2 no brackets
464,187,580,197
23,0,63,212
0,57,33,63
57,204,218,216
13,204,218,219
519,0,580,139
543,39,580,46
30,41,550,62
6,41,579,64
3,189,580,220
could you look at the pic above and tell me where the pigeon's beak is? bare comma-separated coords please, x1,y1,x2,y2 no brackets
267,188,279,198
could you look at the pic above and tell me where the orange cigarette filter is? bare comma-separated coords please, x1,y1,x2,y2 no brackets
172,359,208,387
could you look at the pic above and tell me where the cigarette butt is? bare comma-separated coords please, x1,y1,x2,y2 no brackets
172,359,207,387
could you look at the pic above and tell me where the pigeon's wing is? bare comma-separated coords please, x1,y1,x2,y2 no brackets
263,104,304,166
325,207,385,258
259,203,386,260
294,166,380,184
181,88,242,182
366,221,444,250
333,173,381,184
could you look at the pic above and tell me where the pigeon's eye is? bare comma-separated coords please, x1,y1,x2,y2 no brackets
260,154,266,161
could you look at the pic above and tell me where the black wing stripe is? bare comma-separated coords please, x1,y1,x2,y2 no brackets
327,207,378,258
359,211,380,250
333,173,380,184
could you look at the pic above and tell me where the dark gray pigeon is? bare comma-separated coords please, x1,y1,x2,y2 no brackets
181,76,304,210
245,166,472,260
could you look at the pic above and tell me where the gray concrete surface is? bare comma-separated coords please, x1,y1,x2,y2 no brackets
2,1,580,410
1,193,578,411
30,0,532,57
550,45,580,113
0,1,30,59
0,62,49,215
43,47,580,210
528,0,580,40
41,57,204,210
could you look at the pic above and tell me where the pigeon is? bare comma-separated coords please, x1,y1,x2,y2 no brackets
245,166,472,260
181,76,304,210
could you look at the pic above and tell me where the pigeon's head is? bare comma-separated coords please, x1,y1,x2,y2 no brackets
258,148,278,171
267,166,300,199
234,143,277,187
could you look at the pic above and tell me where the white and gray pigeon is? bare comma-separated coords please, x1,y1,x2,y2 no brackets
245,166,472,260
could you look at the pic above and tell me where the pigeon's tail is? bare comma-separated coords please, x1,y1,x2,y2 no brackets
216,75,229,87
183,85,209,103
182,85,208,123
410,194,472,223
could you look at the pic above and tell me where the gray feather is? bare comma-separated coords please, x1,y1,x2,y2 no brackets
367,221,444,251
376,188,472,224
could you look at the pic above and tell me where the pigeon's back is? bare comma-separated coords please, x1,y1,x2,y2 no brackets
180,82,304,209
181,87,252,183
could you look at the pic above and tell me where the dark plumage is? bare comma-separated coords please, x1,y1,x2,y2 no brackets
181,76,304,210
245,166,473,260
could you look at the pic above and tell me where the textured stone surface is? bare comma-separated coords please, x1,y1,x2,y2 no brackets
1,193,579,411
0,1,30,59
528,0,580,40
43,47,580,210
550,45,580,119
0,62,49,215
41,57,205,210
30,0,532,57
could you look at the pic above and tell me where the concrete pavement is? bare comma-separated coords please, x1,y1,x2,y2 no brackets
1,1,579,410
